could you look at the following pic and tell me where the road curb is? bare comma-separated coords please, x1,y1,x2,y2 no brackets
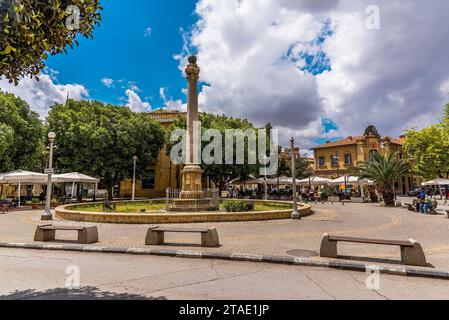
1,242,448,280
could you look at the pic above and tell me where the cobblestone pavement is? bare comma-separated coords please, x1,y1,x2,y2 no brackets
2,202,449,270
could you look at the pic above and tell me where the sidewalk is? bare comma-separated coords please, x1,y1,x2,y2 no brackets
2,203,449,273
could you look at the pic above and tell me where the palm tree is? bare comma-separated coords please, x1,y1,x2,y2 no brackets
351,152,410,207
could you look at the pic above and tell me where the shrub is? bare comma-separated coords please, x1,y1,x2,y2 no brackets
223,200,255,212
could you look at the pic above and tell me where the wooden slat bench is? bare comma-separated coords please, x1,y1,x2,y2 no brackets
146,226,220,248
320,233,427,267
34,225,99,244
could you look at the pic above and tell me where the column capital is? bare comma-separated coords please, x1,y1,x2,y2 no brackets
185,55,200,81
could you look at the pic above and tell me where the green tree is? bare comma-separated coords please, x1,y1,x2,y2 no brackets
404,105,449,179
288,156,315,180
46,100,165,199
1,0,102,84
351,152,410,207
167,113,263,192
0,91,43,172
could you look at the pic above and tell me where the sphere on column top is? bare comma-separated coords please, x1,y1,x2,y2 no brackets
188,55,197,64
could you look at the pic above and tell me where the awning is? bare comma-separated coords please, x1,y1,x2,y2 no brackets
52,172,100,183
297,177,332,186
329,176,374,186
422,178,449,186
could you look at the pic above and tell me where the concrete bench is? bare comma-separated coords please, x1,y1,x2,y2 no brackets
0,204,11,214
320,233,427,267
146,226,220,247
34,224,99,244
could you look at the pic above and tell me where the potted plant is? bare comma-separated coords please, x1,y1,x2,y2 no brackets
31,198,40,210
50,197,60,208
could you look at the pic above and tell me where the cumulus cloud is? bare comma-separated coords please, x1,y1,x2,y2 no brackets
101,78,114,88
125,89,151,112
159,87,186,111
178,0,449,147
0,72,89,118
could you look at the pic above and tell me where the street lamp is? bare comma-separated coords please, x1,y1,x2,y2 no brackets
132,156,138,201
42,132,56,221
291,137,300,219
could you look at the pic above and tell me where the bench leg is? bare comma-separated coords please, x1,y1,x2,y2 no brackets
401,240,427,267
320,233,338,258
78,227,99,244
201,228,220,247
145,229,164,245
34,228,56,242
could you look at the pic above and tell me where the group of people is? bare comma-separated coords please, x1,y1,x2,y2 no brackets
415,190,435,214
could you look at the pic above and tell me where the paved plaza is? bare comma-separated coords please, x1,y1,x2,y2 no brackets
2,201,449,299
2,202,449,269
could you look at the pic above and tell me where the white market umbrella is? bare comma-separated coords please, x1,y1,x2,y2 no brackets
329,176,374,186
422,178,449,186
297,176,332,186
52,172,100,201
266,176,292,185
0,170,48,206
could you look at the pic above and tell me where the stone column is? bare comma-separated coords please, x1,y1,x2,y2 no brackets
181,56,203,195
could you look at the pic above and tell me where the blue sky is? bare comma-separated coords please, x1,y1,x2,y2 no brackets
46,0,198,108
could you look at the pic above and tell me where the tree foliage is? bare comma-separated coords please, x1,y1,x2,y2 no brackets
351,152,410,206
0,90,43,172
46,100,165,199
167,113,265,192
0,0,102,84
404,105,449,179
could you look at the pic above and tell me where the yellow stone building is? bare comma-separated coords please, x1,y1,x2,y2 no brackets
119,109,184,198
311,125,420,194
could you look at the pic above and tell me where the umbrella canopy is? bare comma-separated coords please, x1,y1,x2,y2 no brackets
0,170,48,184
266,176,292,185
52,172,100,183
297,176,332,186
422,178,449,186
228,175,262,185
329,176,374,186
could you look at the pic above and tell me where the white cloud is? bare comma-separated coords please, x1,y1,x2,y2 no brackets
159,87,186,111
0,73,89,118
178,0,449,147
125,89,151,112
101,78,114,88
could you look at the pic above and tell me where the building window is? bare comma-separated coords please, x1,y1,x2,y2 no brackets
141,169,155,190
319,157,325,166
331,155,339,166
345,153,352,165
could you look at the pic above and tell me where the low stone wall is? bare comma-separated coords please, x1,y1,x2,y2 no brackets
55,200,313,224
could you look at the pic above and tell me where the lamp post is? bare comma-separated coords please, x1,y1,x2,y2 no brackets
42,132,56,221
291,137,300,219
132,156,137,201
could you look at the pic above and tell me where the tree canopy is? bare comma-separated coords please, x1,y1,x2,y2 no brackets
1,0,102,84
0,90,43,172
351,152,410,206
46,100,165,199
404,104,449,179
